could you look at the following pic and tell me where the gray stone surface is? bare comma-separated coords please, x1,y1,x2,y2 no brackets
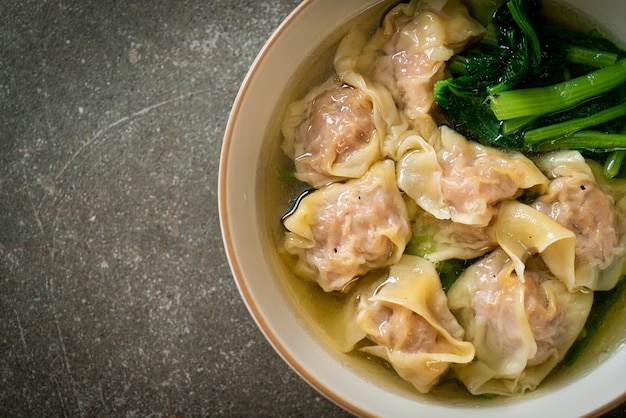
0,0,348,416
0,0,623,417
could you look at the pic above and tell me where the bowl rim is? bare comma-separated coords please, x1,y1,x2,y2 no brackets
219,0,626,416
218,2,376,416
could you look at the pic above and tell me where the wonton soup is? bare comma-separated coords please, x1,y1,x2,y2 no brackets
259,0,626,402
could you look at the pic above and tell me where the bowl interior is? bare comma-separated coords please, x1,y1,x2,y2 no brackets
219,0,626,416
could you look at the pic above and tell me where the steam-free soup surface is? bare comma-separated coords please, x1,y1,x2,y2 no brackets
260,0,626,402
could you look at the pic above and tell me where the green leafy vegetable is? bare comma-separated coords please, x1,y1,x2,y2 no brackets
488,60,626,120
565,45,619,67
507,0,541,65
405,233,435,258
434,0,626,173
604,149,626,178
437,258,476,293
534,130,626,151
524,102,626,145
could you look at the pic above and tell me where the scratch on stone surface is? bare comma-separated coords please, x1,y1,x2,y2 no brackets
45,216,60,263
97,375,106,410
45,271,53,295
53,89,212,184
30,200,45,236
52,373,70,418
29,192,45,236
84,346,107,409
51,114,128,187
14,309,28,350
21,167,45,236
54,313,85,417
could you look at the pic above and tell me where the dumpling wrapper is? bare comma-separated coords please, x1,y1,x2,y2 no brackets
336,0,484,158
344,254,475,393
397,126,548,226
367,0,485,135
283,160,410,292
281,78,382,188
409,206,497,262
496,200,577,292
532,151,626,291
448,249,593,396
334,26,411,161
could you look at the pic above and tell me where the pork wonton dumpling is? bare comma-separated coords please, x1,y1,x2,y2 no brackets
345,254,475,393
397,126,548,226
447,249,593,396
409,206,497,262
532,151,626,291
281,78,381,188
334,27,412,161
282,160,411,292
496,200,577,292
367,0,484,134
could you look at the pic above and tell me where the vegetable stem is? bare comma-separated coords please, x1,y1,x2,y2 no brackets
566,46,619,67
480,23,500,46
508,0,541,63
489,59,626,120
502,115,539,134
448,55,469,76
535,130,626,151
603,150,626,178
603,125,626,177
524,102,626,144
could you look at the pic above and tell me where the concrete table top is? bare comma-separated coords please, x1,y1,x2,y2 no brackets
0,1,624,416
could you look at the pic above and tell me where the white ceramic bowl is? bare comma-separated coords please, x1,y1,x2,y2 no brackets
219,0,626,416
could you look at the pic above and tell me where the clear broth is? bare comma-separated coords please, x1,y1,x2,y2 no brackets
257,0,626,405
